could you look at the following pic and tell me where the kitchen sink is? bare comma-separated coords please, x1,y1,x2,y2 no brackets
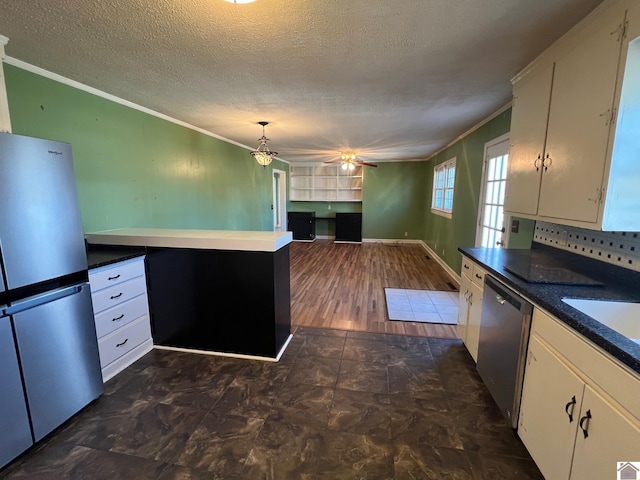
562,298,640,344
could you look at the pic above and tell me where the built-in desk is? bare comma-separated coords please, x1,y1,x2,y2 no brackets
288,212,362,243
86,228,293,360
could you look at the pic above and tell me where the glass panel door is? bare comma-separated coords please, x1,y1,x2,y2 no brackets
477,135,509,248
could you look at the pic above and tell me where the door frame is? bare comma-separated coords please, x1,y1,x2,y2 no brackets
272,169,287,232
476,132,511,248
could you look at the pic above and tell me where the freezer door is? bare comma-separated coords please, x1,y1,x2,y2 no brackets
12,284,103,441
0,314,33,468
0,133,88,290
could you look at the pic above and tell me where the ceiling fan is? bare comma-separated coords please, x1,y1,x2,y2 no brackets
324,152,378,170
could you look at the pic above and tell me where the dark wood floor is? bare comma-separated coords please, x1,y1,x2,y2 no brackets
290,240,459,338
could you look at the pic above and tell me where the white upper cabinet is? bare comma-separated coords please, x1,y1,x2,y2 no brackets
505,62,554,216
506,0,640,231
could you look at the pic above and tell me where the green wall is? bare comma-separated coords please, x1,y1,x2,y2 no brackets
423,109,512,274
362,162,427,240
4,64,286,233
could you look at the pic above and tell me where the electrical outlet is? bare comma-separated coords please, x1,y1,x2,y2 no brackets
328,204,331,210
559,230,568,246
404,231,408,237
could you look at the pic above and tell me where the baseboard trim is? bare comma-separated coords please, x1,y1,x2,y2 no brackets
362,238,423,244
419,241,461,286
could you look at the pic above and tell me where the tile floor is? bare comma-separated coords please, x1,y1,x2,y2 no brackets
385,288,459,324
1,328,543,479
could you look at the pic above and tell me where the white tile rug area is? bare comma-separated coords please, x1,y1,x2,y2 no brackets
384,288,459,324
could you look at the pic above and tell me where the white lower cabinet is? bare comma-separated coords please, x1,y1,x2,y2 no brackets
457,271,471,341
457,255,486,362
519,309,640,480
89,256,153,382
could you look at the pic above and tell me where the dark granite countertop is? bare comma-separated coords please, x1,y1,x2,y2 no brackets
459,243,640,375
87,244,147,269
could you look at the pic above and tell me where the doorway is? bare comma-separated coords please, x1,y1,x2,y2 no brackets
272,169,287,232
476,133,510,248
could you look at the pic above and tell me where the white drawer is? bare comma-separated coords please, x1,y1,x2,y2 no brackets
89,257,145,293
91,276,147,314
98,315,152,368
94,294,149,339
471,264,487,288
461,257,474,278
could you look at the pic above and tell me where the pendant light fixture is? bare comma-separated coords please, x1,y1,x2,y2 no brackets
250,122,278,167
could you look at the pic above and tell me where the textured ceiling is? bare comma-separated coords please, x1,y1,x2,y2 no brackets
0,0,603,163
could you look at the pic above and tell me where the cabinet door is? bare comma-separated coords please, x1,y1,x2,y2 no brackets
464,281,483,362
518,336,584,480
569,385,640,480
538,10,625,222
457,273,471,342
504,62,553,216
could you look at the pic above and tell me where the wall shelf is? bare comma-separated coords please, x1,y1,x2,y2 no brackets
290,164,363,202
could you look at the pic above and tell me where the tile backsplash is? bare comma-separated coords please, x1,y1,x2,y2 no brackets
533,221,640,272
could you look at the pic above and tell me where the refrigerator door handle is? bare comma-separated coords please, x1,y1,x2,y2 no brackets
5,284,84,316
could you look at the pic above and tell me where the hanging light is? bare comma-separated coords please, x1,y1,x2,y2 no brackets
250,122,278,167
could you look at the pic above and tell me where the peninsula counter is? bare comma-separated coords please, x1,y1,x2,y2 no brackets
86,228,293,360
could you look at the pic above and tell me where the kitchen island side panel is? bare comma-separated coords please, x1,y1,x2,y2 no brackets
145,246,290,358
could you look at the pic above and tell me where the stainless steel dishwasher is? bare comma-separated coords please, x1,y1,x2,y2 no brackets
476,275,533,428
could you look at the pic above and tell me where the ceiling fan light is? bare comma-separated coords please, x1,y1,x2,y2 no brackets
341,163,348,170
348,163,355,171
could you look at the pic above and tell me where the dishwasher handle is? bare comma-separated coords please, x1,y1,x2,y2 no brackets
485,275,533,315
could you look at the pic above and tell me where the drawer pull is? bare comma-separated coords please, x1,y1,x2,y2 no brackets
108,274,121,281
475,273,482,280
116,338,129,348
112,314,125,322
565,395,576,423
579,409,592,439
463,264,470,270
110,292,123,300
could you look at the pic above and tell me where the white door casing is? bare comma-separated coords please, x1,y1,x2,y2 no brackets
272,169,287,232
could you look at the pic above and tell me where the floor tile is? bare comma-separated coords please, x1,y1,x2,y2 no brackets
337,359,389,394
314,431,395,480
328,389,391,436
286,355,341,388
213,377,281,419
170,412,264,476
1,331,543,480
342,337,387,364
267,384,334,430
394,443,474,480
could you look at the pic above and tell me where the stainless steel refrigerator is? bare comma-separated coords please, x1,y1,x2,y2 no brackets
0,132,103,469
